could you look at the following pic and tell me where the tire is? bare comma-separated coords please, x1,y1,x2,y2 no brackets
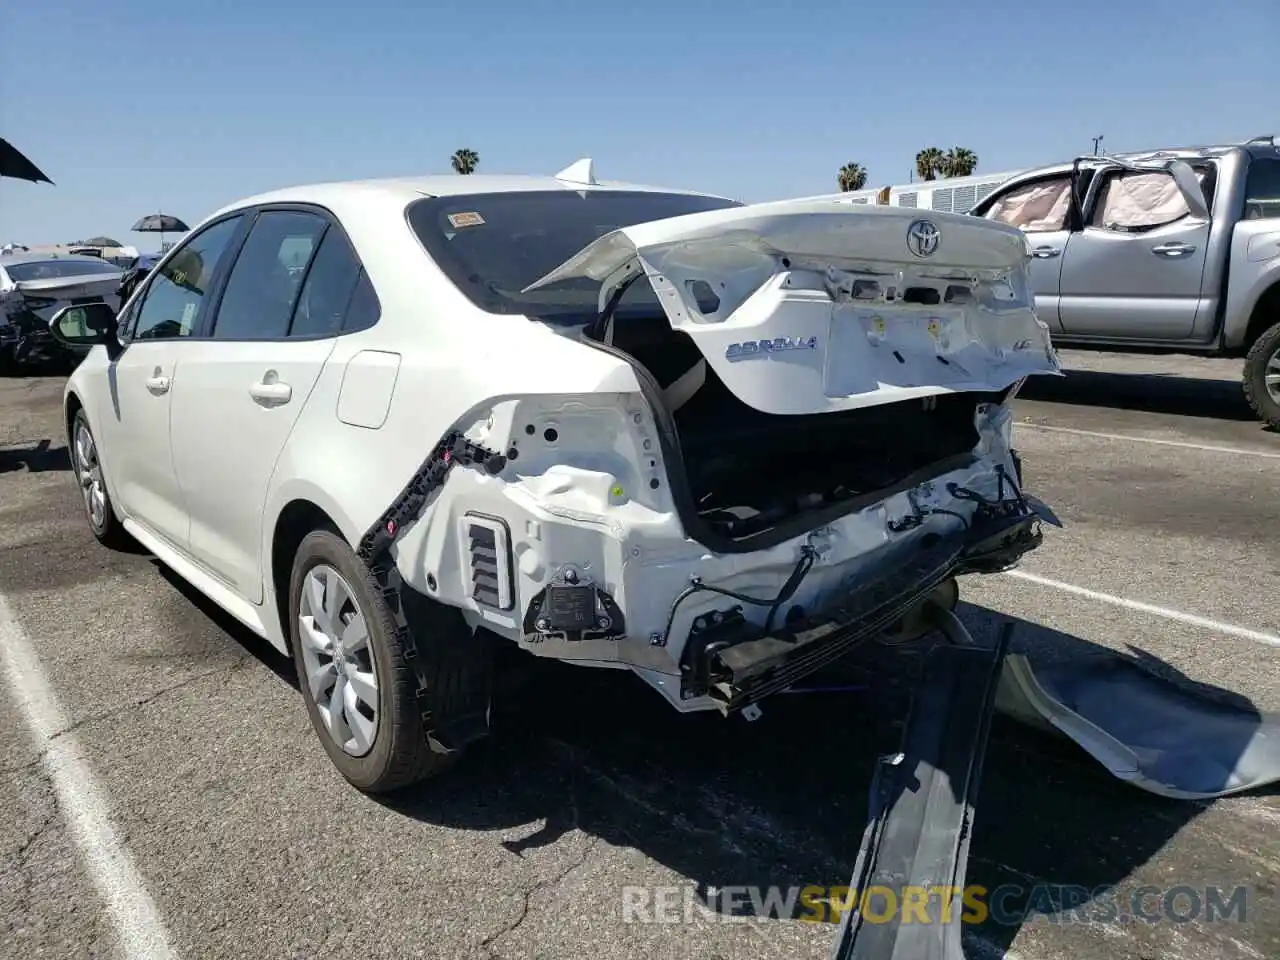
287,529,460,793
69,408,132,549
1243,320,1280,431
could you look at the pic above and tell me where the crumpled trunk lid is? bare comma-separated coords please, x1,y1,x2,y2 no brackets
525,199,1062,415
13,273,121,303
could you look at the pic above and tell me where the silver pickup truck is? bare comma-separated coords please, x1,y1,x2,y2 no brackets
968,135,1280,429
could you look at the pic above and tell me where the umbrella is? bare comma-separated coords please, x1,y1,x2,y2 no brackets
80,235,123,247
0,138,53,184
131,212,189,251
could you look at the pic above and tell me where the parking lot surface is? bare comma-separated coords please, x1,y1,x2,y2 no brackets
2,349,1278,960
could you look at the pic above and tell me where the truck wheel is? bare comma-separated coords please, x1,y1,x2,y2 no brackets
287,529,462,793
1243,321,1280,431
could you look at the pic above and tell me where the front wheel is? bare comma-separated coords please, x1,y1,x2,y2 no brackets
288,530,459,792
70,408,132,549
1243,320,1280,430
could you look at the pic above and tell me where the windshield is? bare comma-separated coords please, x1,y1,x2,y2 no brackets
5,258,123,281
406,189,741,322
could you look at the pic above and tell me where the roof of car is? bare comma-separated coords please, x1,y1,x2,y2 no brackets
1006,138,1280,181
208,172,737,220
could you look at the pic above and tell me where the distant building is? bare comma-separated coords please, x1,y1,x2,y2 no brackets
828,169,1026,213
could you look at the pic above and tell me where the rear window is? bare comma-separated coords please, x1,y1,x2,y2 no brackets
5,258,123,281
406,190,741,322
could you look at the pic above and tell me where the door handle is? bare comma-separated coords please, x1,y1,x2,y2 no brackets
1152,242,1196,257
1032,246,1061,258
144,374,170,395
249,378,292,406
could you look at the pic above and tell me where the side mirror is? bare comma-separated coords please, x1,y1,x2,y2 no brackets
48,302,120,353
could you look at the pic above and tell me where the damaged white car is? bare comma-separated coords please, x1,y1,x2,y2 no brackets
49,160,1062,794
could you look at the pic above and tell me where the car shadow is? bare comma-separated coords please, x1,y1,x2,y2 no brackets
1021,367,1262,425
150,561,298,684
0,437,71,473
154,563,1270,954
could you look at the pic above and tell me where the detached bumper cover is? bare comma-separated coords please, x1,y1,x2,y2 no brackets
996,650,1280,799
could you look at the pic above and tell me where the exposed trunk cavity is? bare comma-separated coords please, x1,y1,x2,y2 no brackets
592,318,1001,544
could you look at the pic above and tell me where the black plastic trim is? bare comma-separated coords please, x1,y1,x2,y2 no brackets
463,511,516,612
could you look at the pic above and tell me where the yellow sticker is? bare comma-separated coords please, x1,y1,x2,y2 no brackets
447,211,485,228
872,316,886,333
927,319,940,338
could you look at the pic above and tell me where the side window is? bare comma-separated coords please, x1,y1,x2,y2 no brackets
1089,169,1209,233
288,227,361,338
132,216,243,341
982,177,1072,233
340,271,380,334
211,210,329,340
1244,158,1280,220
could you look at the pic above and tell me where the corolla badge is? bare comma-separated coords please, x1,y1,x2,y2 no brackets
906,219,941,259
725,336,819,361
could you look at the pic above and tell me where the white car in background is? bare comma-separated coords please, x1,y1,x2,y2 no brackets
49,160,1061,793
0,251,123,368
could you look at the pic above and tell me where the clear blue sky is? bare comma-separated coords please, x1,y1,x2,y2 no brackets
2,0,1275,248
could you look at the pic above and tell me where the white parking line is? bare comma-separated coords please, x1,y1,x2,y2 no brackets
0,593,178,960
1016,422,1280,459
1003,569,1280,648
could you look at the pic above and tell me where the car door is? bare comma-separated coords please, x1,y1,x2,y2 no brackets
168,206,362,603
95,213,247,552
1058,165,1214,339
975,171,1075,333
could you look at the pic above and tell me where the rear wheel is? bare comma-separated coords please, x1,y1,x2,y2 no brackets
70,408,131,549
288,530,459,792
1243,320,1280,430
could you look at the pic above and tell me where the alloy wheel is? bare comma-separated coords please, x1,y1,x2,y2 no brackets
74,422,107,531
1265,345,1280,406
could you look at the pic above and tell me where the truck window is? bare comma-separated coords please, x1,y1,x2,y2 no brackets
982,176,1072,232
1090,168,1210,233
1244,158,1280,220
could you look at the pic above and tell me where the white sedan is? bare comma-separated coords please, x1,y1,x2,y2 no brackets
49,160,1062,793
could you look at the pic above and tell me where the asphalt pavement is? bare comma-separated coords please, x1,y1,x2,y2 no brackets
1,349,1277,960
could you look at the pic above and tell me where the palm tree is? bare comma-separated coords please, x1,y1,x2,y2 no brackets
450,148,479,175
915,147,945,182
837,162,868,192
942,147,979,178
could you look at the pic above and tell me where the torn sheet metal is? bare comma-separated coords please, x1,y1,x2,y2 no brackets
995,651,1280,800
830,620,1011,960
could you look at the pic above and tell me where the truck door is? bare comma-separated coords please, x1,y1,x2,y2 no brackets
975,171,1075,333
1058,165,1214,339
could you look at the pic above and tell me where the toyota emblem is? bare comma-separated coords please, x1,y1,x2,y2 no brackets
906,219,941,259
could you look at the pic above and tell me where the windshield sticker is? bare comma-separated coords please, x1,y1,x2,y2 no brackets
447,211,485,229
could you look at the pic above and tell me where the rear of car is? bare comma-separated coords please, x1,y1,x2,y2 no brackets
397,188,1062,715
0,254,124,366
45,175,1065,799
